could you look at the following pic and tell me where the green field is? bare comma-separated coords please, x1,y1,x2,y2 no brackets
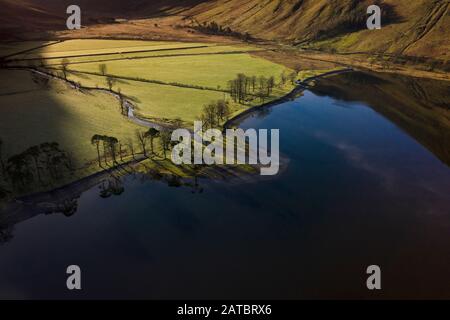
0,39,297,193
38,45,263,67
33,40,295,125
12,40,211,60
62,53,292,124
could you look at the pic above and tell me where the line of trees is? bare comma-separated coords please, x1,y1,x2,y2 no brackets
194,21,252,41
280,70,299,86
134,127,173,159
0,140,74,192
228,74,276,104
227,70,299,104
91,135,122,167
199,99,231,129
91,126,177,168
99,178,124,198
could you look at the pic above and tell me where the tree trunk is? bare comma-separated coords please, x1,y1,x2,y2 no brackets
32,157,43,185
130,144,135,159
119,143,124,162
142,143,147,157
103,143,108,166
96,143,101,167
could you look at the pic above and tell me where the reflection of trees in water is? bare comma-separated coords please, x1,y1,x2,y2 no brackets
0,156,208,244
309,72,385,101
167,174,182,187
139,164,204,193
99,177,124,198
189,164,204,194
0,224,14,245
58,199,78,217
255,106,272,119
337,71,387,85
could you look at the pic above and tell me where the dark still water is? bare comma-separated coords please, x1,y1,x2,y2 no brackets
0,72,449,299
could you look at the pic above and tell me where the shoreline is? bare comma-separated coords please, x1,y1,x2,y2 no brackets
0,66,353,205
223,67,354,129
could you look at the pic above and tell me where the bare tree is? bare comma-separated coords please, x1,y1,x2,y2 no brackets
280,71,287,86
106,76,116,91
91,135,103,167
216,100,230,122
25,146,43,185
259,76,267,91
288,71,297,84
126,138,135,159
257,89,266,103
251,76,257,92
159,129,172,159
201,103,218,129
117,88,126,115
267,76,275,94
135,130,148,157
146,128,160,155
61,58,70,80
107,137,119,165
99,63,107,76
118,141,125,161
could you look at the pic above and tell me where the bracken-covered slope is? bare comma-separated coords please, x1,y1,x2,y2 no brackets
187,0,449,59
0,0,203,37
1,0,448,59
0,0,64,37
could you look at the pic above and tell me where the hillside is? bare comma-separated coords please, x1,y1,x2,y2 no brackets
0,0,63,38
1,0,448,60
186,0,449,59
0,0,202,39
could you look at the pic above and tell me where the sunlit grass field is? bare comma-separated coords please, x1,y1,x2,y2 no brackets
31,39,295,125
0,39,296,186
11,39,261,61
67,71,226,124
63,58,292,124
35,45,258,66
14,41,209,60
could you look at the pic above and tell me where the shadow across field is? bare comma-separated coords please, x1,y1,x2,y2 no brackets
0,41,81,242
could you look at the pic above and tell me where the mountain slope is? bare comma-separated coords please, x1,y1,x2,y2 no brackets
0,0,203,39
186,0,449,59
0,0,64,38
1,0,448,59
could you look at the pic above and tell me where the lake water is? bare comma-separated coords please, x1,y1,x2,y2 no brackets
0,72,449,299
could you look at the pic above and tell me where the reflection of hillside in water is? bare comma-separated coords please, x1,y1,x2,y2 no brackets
310,71,450,167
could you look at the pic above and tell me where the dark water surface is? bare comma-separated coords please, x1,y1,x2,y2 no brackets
0,72,449,299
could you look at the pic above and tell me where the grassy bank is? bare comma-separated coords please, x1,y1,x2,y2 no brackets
0,39,300,199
